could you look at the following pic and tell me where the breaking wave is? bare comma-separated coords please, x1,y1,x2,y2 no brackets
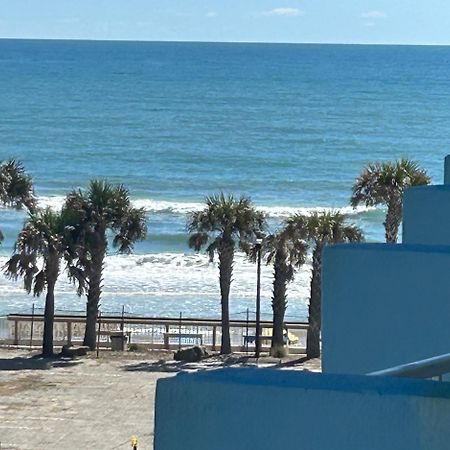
35,195,374,218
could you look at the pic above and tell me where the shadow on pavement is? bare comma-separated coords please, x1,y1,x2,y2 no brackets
121,354,273,373
122,359,191,373
0,356,79,371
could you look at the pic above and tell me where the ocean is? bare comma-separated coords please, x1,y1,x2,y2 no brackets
0,39,449,320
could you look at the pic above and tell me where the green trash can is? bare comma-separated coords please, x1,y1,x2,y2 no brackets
110,331,128,351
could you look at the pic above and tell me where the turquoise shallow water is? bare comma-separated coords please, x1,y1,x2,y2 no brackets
0,39,449,318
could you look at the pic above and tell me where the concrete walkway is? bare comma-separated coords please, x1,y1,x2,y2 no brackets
0,349,320,449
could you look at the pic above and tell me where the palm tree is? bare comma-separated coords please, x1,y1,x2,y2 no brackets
0,159,35,243
4,207,75,357
286,211,363,359
351,158,430,243
65,180,147,350
187,193,266,354
263,229,308,357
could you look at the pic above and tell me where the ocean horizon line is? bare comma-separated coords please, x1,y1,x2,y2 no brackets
1,37,450,47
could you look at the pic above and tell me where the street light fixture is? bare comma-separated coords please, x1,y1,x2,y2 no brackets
254,238,263,358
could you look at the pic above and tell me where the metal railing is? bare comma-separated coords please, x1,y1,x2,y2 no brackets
368,352,450,381
0,316,8,340
1,312,308,353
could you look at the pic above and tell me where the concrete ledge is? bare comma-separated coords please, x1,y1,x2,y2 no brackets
154,369,450,450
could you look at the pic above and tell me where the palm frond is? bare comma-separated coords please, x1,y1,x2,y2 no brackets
188,232,209,251
4,207,71,296
0,159,35,211
112,207,147,253
351,158,431,209
187,192,267,258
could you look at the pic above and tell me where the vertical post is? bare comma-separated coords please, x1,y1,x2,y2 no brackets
29,303,35,350
67,321,72,346
178,312,182,351
96,311,102,358
245,308,249,352
255,241,262,358
212,325,217,351
165,324,170,349
14,320,19,346
120,305,125,332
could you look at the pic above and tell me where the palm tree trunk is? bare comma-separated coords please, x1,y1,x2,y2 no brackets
306,243,322,359
42,282,56,357
42,258,58,357
271,252,288,354
384,201,402,243
218,239,234,354
83,243,105,350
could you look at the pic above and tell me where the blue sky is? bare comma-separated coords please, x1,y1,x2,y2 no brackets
1,0,450,44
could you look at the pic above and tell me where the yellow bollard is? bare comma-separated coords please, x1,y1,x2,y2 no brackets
131,435,138,449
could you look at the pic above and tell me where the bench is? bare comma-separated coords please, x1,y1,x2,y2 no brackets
244,335,273,345
244,335,290,345
163,333,203,349
97,330,132,340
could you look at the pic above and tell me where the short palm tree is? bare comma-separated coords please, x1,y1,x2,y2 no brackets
0,159,35,243
263,228,308,357
286,211,364,359
4,207,75,357
187,193,266,354
65,180,147,350
351,158,430,243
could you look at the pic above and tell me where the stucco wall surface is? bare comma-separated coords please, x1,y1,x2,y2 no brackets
444,155,450,184
322,243,450,375
154,369,450,450
403,185,450,245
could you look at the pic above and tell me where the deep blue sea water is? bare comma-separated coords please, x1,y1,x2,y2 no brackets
0,39,449,319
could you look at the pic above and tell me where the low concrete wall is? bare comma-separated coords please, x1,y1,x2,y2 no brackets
154,368,450,450
403,185,450,245
322,243,450,375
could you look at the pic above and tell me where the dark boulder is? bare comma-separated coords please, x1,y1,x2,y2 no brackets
61,345,89,357
174,346,208,362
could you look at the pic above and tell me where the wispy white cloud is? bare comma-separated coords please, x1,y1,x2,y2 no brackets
262,8,303,17
205,11,217,18
361,10,386,19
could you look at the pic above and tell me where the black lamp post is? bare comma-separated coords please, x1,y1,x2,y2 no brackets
254,238,262,358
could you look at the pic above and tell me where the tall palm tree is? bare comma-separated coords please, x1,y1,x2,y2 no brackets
263,229,308,357
0,159,35,243
286,211,363,359
351,158,430,243
187,193,266,354
65,180,147,350
4,207,75,357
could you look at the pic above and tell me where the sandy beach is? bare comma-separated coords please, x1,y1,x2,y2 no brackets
0,348,320,449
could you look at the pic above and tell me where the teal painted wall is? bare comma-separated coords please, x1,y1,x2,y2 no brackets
154,369,450,450
444,155,450,184
403,185,450,245
322,243,450,374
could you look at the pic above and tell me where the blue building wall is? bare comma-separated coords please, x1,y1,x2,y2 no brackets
155,369,450,450
403,185,450,245
322,243,450,374
444,155,450,184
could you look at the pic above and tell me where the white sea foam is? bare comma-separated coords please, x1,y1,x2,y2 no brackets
0,252,312,319
34,195,374,218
